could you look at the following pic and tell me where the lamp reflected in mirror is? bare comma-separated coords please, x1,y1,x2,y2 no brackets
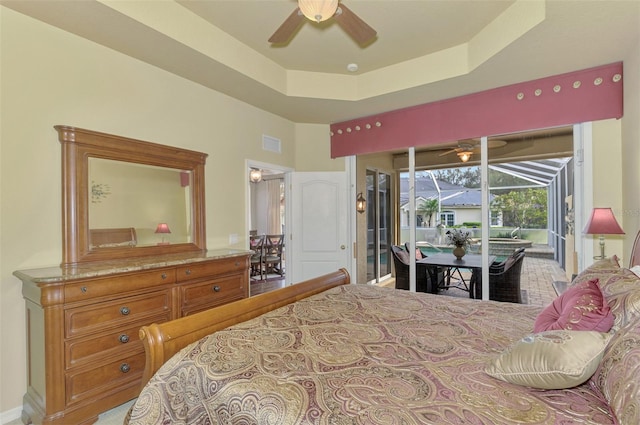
155,222,171,245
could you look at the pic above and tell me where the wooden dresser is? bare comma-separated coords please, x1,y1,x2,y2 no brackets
14,250,251,425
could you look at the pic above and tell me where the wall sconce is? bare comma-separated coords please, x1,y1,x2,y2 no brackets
356,192,366,214
583,208,624,259
155,222,171,245
457,151,473,163
249,168,262,183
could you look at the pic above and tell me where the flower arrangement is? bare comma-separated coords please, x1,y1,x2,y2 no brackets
445,228,473,248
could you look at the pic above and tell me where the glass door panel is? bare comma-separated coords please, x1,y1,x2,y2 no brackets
366,169,392,283
366,170,376,282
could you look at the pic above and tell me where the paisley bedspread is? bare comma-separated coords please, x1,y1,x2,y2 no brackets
127,284,614,424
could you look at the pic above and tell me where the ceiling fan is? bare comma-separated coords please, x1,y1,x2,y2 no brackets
438,139,507,163
269,0,377,46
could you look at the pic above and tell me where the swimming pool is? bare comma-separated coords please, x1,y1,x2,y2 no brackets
417,245,507,263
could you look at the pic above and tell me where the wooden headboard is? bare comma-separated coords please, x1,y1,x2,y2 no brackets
630,230,640,268
89,227,137,248
138,268,350,387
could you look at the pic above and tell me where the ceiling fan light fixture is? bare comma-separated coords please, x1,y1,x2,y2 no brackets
298,0,339,22
457,151,473,163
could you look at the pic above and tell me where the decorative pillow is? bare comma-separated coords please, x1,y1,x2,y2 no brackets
485,330,611,390
597,268,640,331
569,257,640,331
590,316,640,425
533,278,614,333
629,265,640,278
404,243,424,260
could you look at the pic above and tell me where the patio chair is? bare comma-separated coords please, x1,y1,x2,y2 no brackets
489,247,525,273
404,242,425,260
391,245,435,293
474,249,526,303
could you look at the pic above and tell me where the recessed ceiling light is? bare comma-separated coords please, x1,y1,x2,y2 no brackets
347,63,358,72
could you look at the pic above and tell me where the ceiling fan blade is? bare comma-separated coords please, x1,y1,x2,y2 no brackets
438,148,459,157
334,4,376,46
268,8,305,44
488,139,507,149
470,138,508,149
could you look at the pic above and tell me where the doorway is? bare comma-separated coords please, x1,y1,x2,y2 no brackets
356,125,580,292
247,161,291,292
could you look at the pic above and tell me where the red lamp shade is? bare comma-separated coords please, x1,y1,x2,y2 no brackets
583,208,624,260
155,223,171,234
583,208,624,235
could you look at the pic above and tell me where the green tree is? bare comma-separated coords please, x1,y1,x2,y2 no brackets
417,199,439,227
491,188,547,229
433,167,480,188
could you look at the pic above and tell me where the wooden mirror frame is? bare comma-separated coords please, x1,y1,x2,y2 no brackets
57,125,208,266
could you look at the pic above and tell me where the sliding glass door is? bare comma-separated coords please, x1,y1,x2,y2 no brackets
366,169,392,283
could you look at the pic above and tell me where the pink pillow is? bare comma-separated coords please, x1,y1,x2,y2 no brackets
534,278,614,333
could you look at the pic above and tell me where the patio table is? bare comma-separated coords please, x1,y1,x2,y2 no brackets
418,253,496,299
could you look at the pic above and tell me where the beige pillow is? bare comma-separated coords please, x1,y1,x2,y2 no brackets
486,330,611,390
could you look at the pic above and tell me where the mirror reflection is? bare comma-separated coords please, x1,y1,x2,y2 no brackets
88,158,192,248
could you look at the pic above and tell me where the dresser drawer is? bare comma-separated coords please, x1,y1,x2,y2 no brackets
176,257,248,283
65,313,170,368
66,351,146,406
181,274,245,315
65,291,170,338
65,268,175,303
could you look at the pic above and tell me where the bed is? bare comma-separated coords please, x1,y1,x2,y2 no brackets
127,256,640,424
89,227,137,248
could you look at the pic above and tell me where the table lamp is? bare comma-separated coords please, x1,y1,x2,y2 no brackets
583,208,624,259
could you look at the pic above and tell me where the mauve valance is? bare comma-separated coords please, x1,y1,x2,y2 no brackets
330,62,623,158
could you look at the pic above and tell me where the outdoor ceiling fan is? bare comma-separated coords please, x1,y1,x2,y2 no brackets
438,139,507,163
268,0,377,46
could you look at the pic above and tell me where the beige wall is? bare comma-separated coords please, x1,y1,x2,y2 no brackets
590,119,625,263
621,37,640,264
294,123,345,172
0,7,339,415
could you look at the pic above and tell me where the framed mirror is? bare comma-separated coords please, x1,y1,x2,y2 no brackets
56,125,208,266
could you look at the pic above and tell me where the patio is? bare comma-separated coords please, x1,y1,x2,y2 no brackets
253,254,566,307
380,254,565,308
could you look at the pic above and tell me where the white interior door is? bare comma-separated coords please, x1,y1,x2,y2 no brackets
288,172,350,283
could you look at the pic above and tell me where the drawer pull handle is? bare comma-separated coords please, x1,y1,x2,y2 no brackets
235,261,239,267
212,285,221,292
120,306,130,316
120,363,131,373
119,334,130,344
185,269,192,275
161,273,167,279
81,286,88,293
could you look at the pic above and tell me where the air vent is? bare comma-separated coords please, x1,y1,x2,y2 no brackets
262,135,281,153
